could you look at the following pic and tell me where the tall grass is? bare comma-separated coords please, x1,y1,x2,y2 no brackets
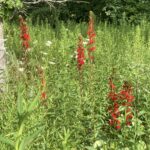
0,19,150,149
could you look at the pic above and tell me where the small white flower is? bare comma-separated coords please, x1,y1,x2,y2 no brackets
85,38,89,41
40,51,48,55
18,68,24,72
45,41,52,47
49,61,56,65
27,48,32,52
83,41,88,45
93,140,102,148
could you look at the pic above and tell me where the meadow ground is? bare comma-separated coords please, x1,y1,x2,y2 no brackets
0,20,150,149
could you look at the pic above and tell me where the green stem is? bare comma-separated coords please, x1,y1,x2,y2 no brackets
15,121,25,150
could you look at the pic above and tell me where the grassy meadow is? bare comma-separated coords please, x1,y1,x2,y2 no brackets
0,19,150,149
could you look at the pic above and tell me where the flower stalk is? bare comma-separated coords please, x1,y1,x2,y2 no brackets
108,79,134,130
87,11,96,63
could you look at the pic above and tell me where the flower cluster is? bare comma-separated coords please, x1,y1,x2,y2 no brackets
77,35,85,70
108,79,134,130
108,79,121,130
119,81,134,126
19,15,30,50
87,11,96,62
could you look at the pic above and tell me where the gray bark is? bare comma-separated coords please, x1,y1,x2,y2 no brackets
0,19,6,91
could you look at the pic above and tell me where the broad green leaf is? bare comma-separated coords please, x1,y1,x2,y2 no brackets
19,127,44,150
85,146,96,150
27,91,40,113
0,135,14,147
17,84,25,116
138,110,146,116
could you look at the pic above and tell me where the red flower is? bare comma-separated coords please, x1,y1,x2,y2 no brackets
41,79,46,87
109,79,116,90
108,92,118,101
109,119,114,126
22,41,29,49
41,92,47,100
126,122,132,126
21,33,30,40
19,15,30,50
116,125,121,130
108,80,134,129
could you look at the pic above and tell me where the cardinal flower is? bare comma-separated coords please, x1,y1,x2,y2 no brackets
19,15,30,50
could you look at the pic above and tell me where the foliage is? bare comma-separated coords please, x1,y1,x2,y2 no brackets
0,0,22,19
1,19,150,149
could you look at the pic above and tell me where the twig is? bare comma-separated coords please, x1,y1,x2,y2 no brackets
23,0,89,4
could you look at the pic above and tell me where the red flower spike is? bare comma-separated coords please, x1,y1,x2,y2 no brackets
116,125,121,130
41,92,47,100
108,92,118,101
109,119,114,126
108,79,134,129
77,35,85,70
126,122,131,126
19,15,30,50
109,79,116,91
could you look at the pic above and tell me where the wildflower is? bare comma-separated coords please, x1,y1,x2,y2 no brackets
83,41,88,45
41,91,47,100
49,61,56,65
45,40,52,47
19,15,30,50
108,92,118,101
37,67,47,103
116,125,121,130
109,78,116,91
18,67,24,72
40,51,48,55
77,35,85,70
87,11,96,62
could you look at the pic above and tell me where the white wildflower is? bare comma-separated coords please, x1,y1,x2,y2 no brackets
18,68,24,72
93,141,101,148
40,51,48,55
83,41,88,45
49,61,56,65
93,140,106,148
45,41,52,47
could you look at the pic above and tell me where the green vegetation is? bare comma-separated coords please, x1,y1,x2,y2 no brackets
0,19,150,149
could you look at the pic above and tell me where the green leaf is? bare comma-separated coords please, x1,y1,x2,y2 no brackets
0,135,14,147
138,110,146,116
17,85,25,116
19,127,44,150
85,146,96,150
27,91,40,113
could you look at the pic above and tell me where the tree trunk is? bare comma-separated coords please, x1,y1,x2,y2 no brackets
0,18,6,92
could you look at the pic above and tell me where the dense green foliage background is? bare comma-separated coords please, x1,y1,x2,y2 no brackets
1,19,150,150
28,0,150,24
1,0,150,24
